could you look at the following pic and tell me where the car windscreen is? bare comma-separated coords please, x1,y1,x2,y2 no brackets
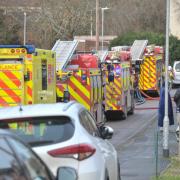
175,63,180,72
0,116,74,147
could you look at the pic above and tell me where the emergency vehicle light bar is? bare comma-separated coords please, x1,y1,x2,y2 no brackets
0,45,35,54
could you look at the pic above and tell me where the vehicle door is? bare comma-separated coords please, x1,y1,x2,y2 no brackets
0,59,24,107
79,110,118,180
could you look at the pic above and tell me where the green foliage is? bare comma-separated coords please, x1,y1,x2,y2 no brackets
110,32,180,65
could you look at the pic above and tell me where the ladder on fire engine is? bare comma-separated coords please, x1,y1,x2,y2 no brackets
97,50,108,63
52,40,79,70
130,40,148,64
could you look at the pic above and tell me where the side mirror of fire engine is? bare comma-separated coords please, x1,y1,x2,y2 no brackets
108,71,114,83
68,71,73,77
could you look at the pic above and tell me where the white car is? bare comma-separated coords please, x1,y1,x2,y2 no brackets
173,61,180,85
0,101,120,180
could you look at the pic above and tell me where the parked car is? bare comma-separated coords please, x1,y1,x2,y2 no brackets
0,101,121,180
0,129,77,180
173,61,180,85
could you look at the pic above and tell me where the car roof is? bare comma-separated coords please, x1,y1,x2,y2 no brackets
0,101,84,120
0,128,15,136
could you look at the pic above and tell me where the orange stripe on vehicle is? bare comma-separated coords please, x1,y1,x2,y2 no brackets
114,78,121,89
0,97,9,107
68,80,90,104
70,77,90,98
107,83,121,95
27,86,32,97
3,71,21,87
0,81,21,103
143,73,150,81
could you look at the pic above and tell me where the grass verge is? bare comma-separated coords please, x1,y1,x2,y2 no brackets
152,156,180,180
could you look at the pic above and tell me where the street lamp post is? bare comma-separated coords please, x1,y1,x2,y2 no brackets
101,7,109,51
163,0,170,158
96,0,100,51
23,12,26,45
91,10,93,40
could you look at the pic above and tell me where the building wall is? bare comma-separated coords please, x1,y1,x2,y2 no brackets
170,0,180,39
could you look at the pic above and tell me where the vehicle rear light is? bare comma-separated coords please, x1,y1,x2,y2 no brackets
21,49,26,53
16,49,20,53
28,101,32,104
48,144,96,161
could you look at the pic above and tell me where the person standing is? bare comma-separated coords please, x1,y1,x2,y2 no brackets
158,83,174,130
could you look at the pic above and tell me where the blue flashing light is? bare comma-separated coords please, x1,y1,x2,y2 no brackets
0,45,36,54
115,65,121,75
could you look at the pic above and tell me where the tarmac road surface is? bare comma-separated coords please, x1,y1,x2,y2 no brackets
107,90,178,180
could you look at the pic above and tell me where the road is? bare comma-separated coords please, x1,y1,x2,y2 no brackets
107,90,178,180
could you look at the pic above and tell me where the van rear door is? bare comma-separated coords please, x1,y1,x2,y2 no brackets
0,59,24,107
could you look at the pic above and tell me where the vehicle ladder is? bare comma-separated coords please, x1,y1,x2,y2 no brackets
52,40,79,70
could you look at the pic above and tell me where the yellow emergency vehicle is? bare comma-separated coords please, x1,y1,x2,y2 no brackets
0,45,56,107
56,53,103,123
101,51,134,120
138,46,164,94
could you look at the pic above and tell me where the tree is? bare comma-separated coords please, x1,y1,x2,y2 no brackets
0,11,21,44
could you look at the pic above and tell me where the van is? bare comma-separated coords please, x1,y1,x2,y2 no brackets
173,61,180,85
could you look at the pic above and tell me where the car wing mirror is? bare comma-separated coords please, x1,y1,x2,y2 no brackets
57,167,77,180
100,126,114,139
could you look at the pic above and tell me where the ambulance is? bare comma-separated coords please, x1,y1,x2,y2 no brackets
0,45,56,107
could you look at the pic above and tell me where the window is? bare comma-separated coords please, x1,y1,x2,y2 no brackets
175,62,180,72
79,110,100,137
0,116,74,147
0,137,26,180
8,137,51,180
42,60,47,90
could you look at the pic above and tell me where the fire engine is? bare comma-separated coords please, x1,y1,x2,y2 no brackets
0,45,56,107
138,46,164,94
101,50,134,120
53,40,104,123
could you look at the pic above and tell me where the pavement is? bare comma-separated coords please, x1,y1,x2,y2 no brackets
108,94,178,180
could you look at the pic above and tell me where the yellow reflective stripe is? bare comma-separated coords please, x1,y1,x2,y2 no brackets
0,91,15,104
106,85,113,94
87,77,90,86
114,78,121,89
0,72,21,89
71,77,90,98
68,86,90,110
56,88,64,97
106,102,118,110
